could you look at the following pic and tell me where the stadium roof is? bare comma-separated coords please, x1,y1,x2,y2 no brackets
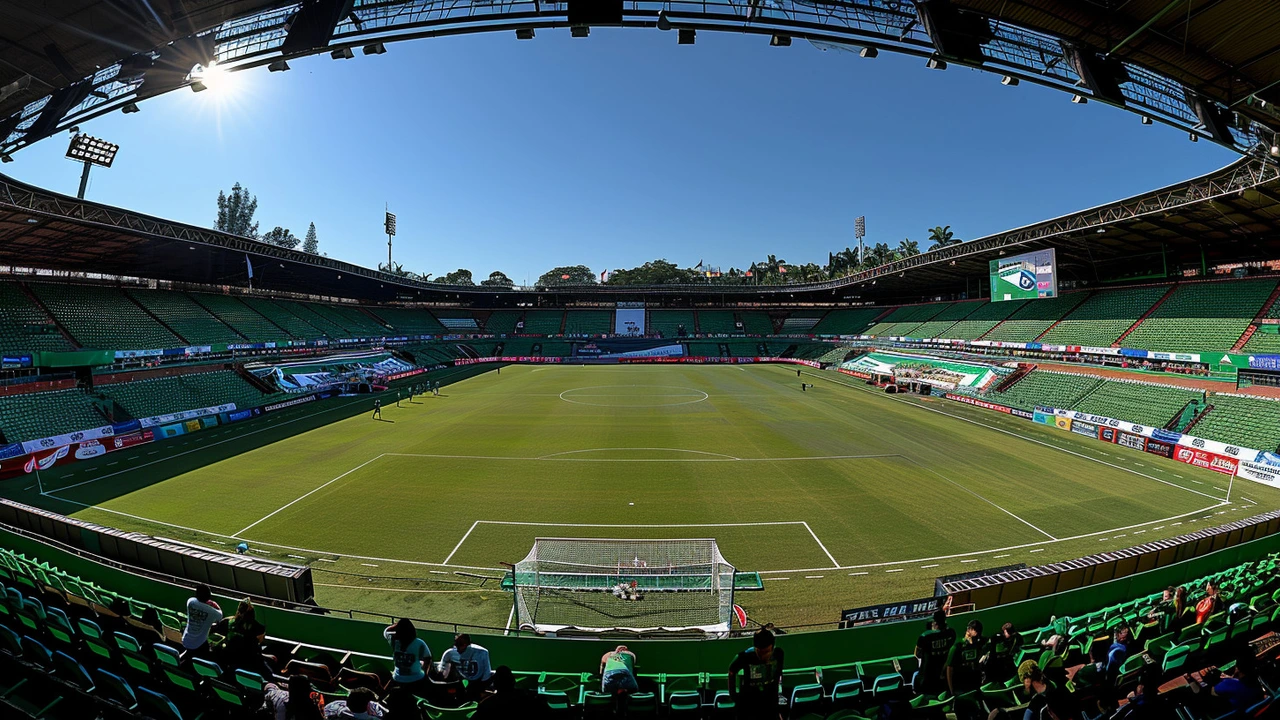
1,158,1278,306
3,1,1279,157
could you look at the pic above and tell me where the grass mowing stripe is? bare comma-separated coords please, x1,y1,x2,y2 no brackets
233,454,388,537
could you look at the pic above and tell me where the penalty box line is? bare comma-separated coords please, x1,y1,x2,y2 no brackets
442,519,843,568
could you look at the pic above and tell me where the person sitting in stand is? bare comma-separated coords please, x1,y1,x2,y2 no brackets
439,634,493,701
323,687,386,719
384,619,432,695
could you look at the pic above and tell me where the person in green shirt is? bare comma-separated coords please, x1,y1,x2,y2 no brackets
914,610,956,696
946,620,986,719
600,645,638,695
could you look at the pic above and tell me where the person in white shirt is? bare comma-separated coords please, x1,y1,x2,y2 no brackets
323,688,386,719
383,619,432,691
181,584,223,659
439,633,493,700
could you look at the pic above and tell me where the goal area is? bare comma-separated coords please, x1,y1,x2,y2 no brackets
511,538,736,634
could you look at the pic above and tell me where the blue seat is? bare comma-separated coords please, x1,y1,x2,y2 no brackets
94,668,138,711
19,635,52,671
51,650,94,692
139,685,203,720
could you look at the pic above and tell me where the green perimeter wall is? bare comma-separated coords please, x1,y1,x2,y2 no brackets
3,521,1278,674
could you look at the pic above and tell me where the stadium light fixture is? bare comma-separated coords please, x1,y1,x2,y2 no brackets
1001,75,1019,86
516,28,535,39
657,11,672,31
1071,94,1088,104
330,47,354,60
770,34,791,47
268,60,291,72
926,57,947,70
0,154,12,164
362,43,387,55
65,133,119,199
1271,144,1279,156
1189,132,1199,142
859,47,878,58
678,28,696,45
1140,115,1152,125
571,26,590,38
122,103,139,114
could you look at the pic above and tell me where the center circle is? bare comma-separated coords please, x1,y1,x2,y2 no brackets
559,384,710,407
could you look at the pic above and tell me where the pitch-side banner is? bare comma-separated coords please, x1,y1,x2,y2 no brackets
138,403,236,428
1237,460,1280,489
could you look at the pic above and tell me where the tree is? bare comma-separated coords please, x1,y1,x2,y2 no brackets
896,239,920,259
536,265,596,287
606,259,698,285
302,222,319,254
480,271,514,288
865,242,892,267
436,269,475,285
215,182,259,238
378,261,416,278
927,225,960,249
260,226,299,249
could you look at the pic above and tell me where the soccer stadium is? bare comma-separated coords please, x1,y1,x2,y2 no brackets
2,1,1280,718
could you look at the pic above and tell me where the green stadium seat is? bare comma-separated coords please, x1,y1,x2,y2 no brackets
0,283,73,353
188,293,293,342
94,668,138,711
697,310,739,335
989,370,1103,413
1190,394,1280,455
789,683,824,714
811,308,892,336
830,678,862,707
482,310,522,334
981,293,1088,343
563,310,612,336
1038,285,1169,347
75,618,112,662
648,310,695,338
668,690,702,715
29,282,182,350
1123,279,1276,353
1072,379,1202,429
99,370,273,421
521,310,564,335
152,643,181,670
0,389,107,445
945,300,1026,340
1161,643,1192,673
112,632,153,677
738,311,774,335
127,289,243,344
366,307,448,335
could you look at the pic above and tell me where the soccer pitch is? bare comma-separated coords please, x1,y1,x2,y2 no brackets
25,364,1280,629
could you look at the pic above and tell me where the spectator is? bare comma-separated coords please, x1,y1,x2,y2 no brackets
126,606,167,644
1170,586,1190,629
263,674,324,720
1017,660,1079,720
946,620,985,719
599,645,638,695
1147,587,1176,622
440,634,493,700
472,666,549,719
728,628,785,720
219,598,269,675
384,619,432,692
1192,654,1262,714
1195,581,1222,625
984,623,1023,685
323,687,386,719
382,685,422,720
1105,627,1131,685
913,609,956,696
1070,642,1110,713
181,583,223,659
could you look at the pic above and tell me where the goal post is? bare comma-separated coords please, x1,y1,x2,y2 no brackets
511,537,736,634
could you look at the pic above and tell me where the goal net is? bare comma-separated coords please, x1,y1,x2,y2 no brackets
512,538,736,634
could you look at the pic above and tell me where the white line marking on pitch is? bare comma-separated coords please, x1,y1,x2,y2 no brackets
993,554,1010,559
807,371,1225,503
921,564,940,569
442,521,480,564
804,575,824,579
232,454,387,537
802,521,841,567
849,572,868,576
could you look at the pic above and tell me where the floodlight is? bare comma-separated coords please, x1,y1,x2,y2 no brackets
1001,75,1019,86
330,47,354,60
678,28,695,45
1271,145,1279,156
122,103,140,114
1071,94,1088,104
268,60,291,72
516,28,535,39
571,26,590,38
0,154,12,164
1140,115,1152,125
657,11,672,31
66,134,119,168
189,77,207,92
362,43,386,55
859,47,878,58
770,34,791,47
1189,132,1199,142
926,57,947,70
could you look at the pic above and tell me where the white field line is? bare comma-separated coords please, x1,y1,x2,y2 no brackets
232,454,388,537
905,459,1057,541
442,521,481,564
45,398,368,495
805,371,1226,503
802,521,841,567
315,583,486,594
385,451,900,463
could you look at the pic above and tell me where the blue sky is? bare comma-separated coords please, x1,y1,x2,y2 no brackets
7,28,1237,284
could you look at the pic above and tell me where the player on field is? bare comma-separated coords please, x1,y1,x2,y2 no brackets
371,399,381,420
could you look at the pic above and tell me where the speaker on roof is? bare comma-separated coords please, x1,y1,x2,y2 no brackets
22,81,93,142
1185,90,1236,145
281,0,357,55
132,35,217,99
1061,43,1130,105
568,0,623,26
913,0,993,64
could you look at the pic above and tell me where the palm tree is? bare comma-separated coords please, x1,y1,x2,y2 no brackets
897,239,920,259
927,226,960,248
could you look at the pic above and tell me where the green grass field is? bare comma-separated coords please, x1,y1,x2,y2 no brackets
19,364,1280,631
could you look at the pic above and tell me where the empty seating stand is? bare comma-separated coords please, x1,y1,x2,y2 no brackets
945,300,1026,340
366,308,447,336
30,284,181,351
236,298,325,340
1072,380,1202,429
431,310,479,333
907,301,984,340
563,310,611,336
865,304,951,337
0,389,106,444
1193,394,1280,453
810,308,884,336
738,311,775,335
980,293,1088,343
0,283,73,353
519,310,563,335
647,310,695,338
99,371,271,421
481,310,522,334
1123,279,1277,353
188,294,292,343
1037,285,1169,348
695,310,738,335
126,290,242,345
989,370,1103,412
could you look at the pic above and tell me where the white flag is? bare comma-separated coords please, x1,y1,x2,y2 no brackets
245,254,254,279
